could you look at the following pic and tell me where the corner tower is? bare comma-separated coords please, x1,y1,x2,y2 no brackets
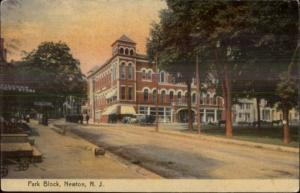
112,35,136,57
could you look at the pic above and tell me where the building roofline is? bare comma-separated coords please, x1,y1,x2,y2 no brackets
111,35,136,47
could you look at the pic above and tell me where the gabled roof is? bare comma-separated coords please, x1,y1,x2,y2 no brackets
111,34,136,46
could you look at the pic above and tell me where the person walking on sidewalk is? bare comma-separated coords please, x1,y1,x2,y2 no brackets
86,114,89,125
79,114,83,124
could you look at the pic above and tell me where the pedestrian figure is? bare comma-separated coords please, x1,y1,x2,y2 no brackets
79,114,83,124
86,114,89,125
83,113,87,124
25,114,30,123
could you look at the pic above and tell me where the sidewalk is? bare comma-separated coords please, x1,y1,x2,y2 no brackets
85,121,299,154
5,121,160,178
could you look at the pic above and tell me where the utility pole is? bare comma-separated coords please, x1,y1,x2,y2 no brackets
92,79,96,123
155,54,159,132
195,49,201,134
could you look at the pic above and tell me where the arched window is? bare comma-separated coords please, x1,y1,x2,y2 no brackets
177,91,182,99
169,91,174,101
144,89,149,102
125,48,129,55
119,47,124,54
185,92,188,99
161,90,166,103
152,89,157,102
128,63,133,80
120,63,126,79
130,49,134,55
160,71,165,82
142,69,146,79
146,71,152,80
192,93,196,103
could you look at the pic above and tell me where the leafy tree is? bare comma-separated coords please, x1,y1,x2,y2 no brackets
231,1,299,131
147,1,211,130
14,41,87,116
147,0,298,140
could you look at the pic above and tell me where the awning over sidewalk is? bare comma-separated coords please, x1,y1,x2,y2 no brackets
120,105,136,115
102,104,118,115
105,89,117,99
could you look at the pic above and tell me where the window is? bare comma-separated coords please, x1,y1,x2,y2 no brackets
120,63,126,79
146,71,152,80
177,92,182,99
142,70,146,79
128,64,133,80
245,113,250,121
169,91,174,101
144,89,149,102
119,47,124,54
160,71,165,82
128,87,133,100
125,48,129,55
246,103,251,109
161,90,166,103
240,104,245,109
121,86,126,100
192,93,196,103
139,106,147,114
130,49,134,56
152,89,157,102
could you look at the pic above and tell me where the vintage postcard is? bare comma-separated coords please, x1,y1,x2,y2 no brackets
0,0,299,192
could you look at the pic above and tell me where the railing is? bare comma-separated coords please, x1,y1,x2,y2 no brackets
171,98,222,107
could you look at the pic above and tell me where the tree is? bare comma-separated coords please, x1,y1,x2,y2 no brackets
147,0,298,139
231,1,299,131
147,7,199,130
15,41,87,116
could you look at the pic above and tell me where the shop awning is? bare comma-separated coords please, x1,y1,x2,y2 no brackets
105,89,117,99
102,104,118,115
120,105,136,115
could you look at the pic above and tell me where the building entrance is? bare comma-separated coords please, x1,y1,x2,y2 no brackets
177,109,195,123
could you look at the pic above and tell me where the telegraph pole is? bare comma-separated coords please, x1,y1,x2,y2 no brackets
196,49,201,134
155,54,159,132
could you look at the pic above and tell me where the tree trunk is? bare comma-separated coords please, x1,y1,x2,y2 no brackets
223,64,233,137
186,80,193,130
256,96,261,130
282,107,290,144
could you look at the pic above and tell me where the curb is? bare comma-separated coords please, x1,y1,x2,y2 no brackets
88,123,299,154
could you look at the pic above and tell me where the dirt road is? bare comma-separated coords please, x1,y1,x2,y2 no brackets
61,122,299,179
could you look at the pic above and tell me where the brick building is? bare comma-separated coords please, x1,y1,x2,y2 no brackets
86,35,224,123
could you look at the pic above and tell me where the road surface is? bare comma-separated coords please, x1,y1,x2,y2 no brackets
58,121,299,179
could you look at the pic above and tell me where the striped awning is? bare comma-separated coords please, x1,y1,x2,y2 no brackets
120,105,136,115
102,104,118,115
105,89,117,99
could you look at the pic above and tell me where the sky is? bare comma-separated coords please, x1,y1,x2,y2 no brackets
1,0,167,74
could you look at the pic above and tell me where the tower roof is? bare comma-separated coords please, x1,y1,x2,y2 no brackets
111,35,136,46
